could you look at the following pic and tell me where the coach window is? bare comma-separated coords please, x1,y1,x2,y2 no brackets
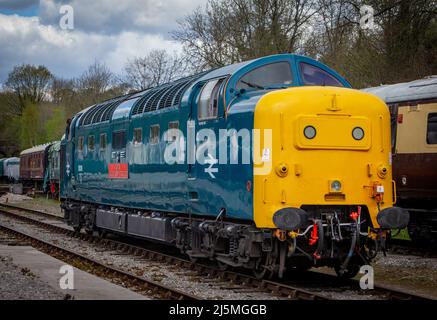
100,133,107,150
78,136,84,152
150,125,160,145
168,121,179,142
427,113,437,144
299,62,344,87
112,130,126,150
88,135,95,151
133,128,142,144
198,78,224,120
236,62,292,91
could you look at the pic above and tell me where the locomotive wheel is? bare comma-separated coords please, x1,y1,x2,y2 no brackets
97,229,107,239
216,261,228,271
253,252,274,280
334,263,360,279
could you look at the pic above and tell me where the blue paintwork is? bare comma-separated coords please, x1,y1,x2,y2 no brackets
61,54,351,222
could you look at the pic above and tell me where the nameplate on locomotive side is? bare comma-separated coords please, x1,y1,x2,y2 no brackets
108,163,128,179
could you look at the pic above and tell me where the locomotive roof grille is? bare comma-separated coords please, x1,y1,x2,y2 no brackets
101,99,125,122
147,85,172,112
78,70,208,126
131,71,208,116
84,102,108,125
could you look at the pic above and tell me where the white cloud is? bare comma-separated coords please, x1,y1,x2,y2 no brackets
39,0,206,35
0,13,183,82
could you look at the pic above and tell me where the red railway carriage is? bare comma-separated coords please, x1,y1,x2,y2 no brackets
19,144,51,182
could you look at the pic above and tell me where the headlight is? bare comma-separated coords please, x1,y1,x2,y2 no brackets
304,126,316,139
330,180,342,192
352,127,364,140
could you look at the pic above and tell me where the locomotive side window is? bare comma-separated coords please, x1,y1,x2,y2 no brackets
427,113,437,144
299,62,344,87
150,125,160,144
168,121,179,142
198,78,224,120
100,133,107,150
78,136,84,152
236,62,292,91
133,128,142,144
88,135,95,151
112,130,126,150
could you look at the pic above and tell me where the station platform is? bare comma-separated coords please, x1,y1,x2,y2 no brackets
0,245,148,300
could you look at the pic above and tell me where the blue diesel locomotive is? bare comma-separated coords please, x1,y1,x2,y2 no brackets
60,54,408,278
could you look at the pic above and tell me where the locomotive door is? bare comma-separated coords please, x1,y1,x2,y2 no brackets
64,115,80,196
109,120,129,179
187,77,227,214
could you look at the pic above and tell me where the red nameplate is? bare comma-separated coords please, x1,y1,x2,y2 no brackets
108,163,128,179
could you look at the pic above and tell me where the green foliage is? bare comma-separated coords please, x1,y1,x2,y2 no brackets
45,106,67,141
19,102,47,149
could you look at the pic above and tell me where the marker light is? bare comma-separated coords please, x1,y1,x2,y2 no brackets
330,180,342,192
304,126,316,139
352,127,364,140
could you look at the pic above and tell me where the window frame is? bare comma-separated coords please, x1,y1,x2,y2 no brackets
426,112,437,145
168,121,179,142
112,130,127,150
133,127,143,144
299,62,344,87
198,78,225,121
78,136,84,152
236,61,293,92
88,135,95,151
100,133,107,151
150,125,160,145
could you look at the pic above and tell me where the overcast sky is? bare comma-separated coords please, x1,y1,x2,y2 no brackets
0,0,205,84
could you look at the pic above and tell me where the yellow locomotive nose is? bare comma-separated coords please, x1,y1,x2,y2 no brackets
253,86,401,230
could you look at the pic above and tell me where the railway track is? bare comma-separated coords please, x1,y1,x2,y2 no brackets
388,238,437,258
0,203,434,300
0,205,199,300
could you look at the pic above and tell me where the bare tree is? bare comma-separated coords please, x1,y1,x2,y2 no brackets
51,78,76,105
304,0,437,87
173,0,317,69
4,64,53,115
124,50,189,91
76,61,115,102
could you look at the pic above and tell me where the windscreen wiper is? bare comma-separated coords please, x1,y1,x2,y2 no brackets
240,80,266,90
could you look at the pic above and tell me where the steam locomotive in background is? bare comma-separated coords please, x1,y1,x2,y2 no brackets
364,76,437,243
57,54,407,278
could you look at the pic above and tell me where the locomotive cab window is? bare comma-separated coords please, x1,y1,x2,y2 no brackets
427,113,437,145
133,128,142,144
100,133,107,150
299,62,344,87
112,130,126,150
236,62,292,92
198,78,224,120
88,135,95,151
